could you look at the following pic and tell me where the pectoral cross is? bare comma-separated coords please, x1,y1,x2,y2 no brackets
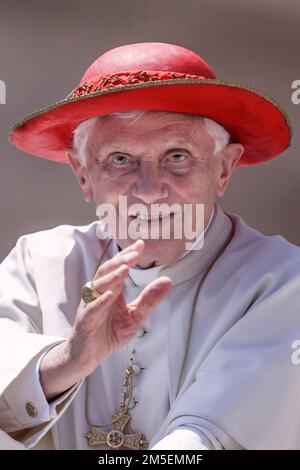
85,353,149,450
85,412,148,449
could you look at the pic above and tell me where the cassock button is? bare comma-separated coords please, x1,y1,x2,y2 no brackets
132,364,142,376
136,327,149,338
128,396,138,409
25,401,37,418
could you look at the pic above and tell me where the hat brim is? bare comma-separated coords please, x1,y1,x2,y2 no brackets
9,78,292,166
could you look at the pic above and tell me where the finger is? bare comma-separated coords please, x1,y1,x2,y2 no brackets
128,276,172,323
93,263,129,294
81,266,127,309
84,280,125,314
114,239,144,258
94,240,144,279
94,250,140,280
83,289,116,313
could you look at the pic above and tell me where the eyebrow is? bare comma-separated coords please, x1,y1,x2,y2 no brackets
97,142,197,159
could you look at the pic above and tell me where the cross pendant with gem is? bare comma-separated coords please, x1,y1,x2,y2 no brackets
85,411,148,450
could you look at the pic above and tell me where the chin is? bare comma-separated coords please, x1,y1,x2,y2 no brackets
137,238,185,266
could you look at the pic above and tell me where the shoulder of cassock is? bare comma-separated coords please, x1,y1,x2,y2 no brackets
12,211,300,280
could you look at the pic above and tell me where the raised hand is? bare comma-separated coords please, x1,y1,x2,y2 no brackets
40,240,172,401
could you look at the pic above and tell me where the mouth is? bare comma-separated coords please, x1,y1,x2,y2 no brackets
128,212,177,222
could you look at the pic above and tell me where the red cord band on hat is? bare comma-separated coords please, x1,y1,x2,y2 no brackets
70,70,204,98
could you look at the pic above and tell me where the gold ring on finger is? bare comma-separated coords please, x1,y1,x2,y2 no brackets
81,281,101,304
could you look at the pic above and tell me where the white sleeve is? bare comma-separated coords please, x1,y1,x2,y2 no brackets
150,428,213,450
1,345,79,432
150,417,244,450
0,235,82,448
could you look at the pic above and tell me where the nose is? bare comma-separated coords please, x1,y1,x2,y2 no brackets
131,162,168,204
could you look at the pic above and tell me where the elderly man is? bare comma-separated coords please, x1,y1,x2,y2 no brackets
1,42,300,451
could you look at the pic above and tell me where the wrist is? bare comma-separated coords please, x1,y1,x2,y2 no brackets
39,340,85,401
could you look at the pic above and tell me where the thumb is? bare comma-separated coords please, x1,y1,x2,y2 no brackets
128,276,172,324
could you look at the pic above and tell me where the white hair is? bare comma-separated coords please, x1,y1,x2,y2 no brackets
72,110,231,165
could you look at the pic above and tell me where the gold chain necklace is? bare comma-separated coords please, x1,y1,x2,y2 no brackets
84,215,236,450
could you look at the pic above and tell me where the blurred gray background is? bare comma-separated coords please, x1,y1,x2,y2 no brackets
0,0,299,260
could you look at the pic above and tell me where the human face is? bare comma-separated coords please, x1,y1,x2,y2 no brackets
69,112,243,268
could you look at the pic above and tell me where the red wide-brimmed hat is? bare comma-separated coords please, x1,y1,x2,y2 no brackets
10,42,292,166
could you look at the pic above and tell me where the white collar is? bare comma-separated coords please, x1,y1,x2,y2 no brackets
178,205,215,260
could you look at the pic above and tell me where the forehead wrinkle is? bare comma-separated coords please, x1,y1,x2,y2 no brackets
88,116,211,160
94,129,205,156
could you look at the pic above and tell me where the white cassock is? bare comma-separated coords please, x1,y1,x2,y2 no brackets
1,203,300,450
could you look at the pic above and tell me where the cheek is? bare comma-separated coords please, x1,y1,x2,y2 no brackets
90,172,135,205
170,172,216,203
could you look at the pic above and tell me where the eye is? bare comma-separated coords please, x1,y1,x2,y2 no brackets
112,155,130,166
168,153,187,163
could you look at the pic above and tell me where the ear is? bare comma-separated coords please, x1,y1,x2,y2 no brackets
216,143,244,197
67,150,93,202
